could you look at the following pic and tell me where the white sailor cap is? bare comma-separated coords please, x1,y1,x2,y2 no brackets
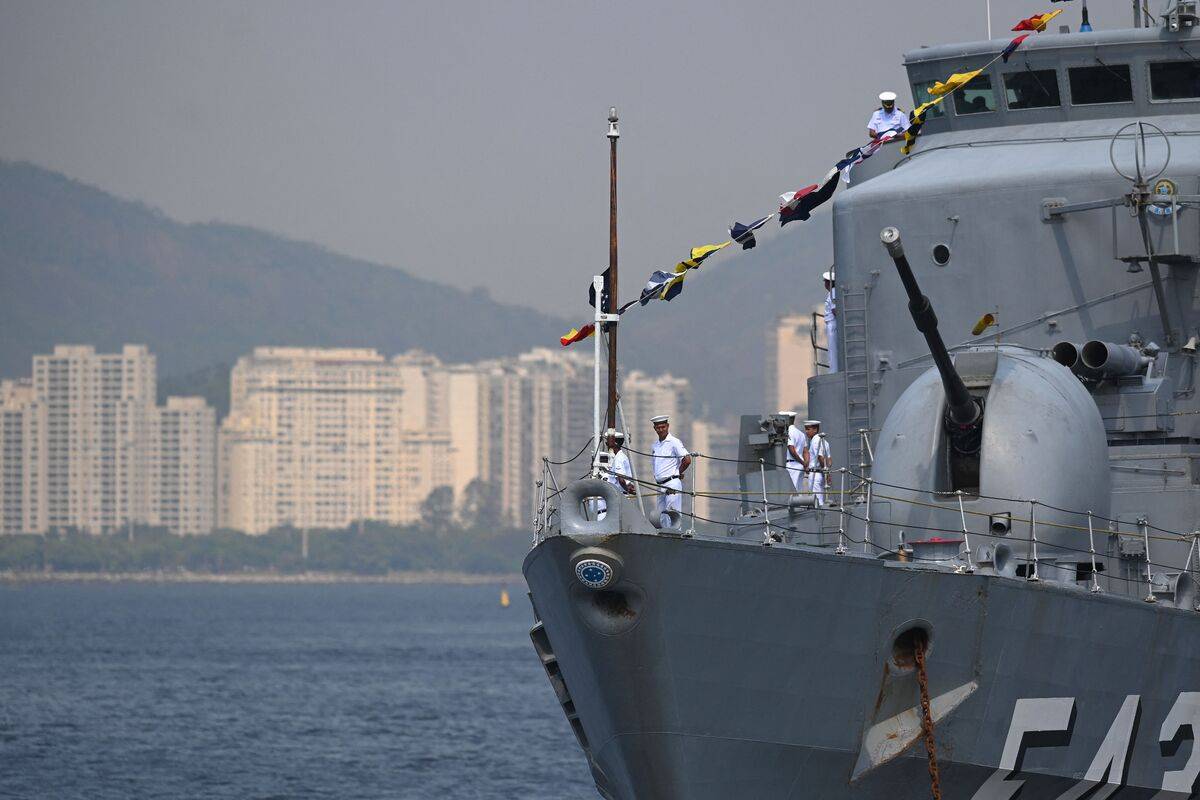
803,419,822,427
822,270,835,282
879,91,897,103
605,428,626,440
650,414,670,424
777,410,797,418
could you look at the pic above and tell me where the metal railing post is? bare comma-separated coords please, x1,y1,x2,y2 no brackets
1139,516,1156,602
687,455,697,536
956,490,975,573
1027,500,1040,582
760,458,772,544
1086,511,1102,593
836,467,847,555
864,479,873,554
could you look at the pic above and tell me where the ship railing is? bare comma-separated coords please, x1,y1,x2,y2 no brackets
593,444,1200,603
534,438,597,546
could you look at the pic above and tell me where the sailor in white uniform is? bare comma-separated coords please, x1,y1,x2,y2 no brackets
782,411,807,492
823,270,838,373
867,91,909,140
650,414,691,529
605,429,634,494
804,419,831,506
596,428,634,520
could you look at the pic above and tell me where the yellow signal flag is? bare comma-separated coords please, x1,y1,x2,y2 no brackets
929,69,982,97
900,96,949,156
971,313,997,336
678,241,732,271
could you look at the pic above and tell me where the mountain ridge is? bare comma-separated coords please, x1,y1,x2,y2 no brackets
0,160,567,379
0,159,833,420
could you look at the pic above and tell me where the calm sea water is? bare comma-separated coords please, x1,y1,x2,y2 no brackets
0,582,595,799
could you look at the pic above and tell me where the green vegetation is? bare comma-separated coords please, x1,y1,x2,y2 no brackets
0,521,530,576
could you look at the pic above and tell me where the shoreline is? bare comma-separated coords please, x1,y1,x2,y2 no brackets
0,569,522,585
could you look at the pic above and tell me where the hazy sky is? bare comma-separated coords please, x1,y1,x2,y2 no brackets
0,0,1145,315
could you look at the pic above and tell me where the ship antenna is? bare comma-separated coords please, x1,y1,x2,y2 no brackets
1109,120,1175,345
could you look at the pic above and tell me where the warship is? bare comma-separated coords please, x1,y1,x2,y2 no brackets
525,4,1200,797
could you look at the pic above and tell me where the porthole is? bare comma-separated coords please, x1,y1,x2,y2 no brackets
932,243,951,266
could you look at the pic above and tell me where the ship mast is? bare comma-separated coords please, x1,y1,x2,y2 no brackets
606,107,620,432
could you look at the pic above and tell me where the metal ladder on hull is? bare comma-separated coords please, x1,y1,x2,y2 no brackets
841,285,874,493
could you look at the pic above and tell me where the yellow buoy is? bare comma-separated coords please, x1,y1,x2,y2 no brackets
500,589,511,608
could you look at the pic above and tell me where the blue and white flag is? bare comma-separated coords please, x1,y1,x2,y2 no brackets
730,215,773,250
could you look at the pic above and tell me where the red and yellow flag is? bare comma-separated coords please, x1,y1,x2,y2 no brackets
560,323,595,347
1012,8,1063,32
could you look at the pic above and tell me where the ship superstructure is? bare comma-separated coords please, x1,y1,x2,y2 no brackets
526,9,1200,798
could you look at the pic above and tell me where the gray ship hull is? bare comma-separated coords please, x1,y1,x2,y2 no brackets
525,531,1200,799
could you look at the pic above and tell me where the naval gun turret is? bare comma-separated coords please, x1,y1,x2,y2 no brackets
880,227,984,491
872,227,1112,582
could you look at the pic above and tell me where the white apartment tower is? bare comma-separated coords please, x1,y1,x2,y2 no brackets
0,345,215,536
219,347,474,534
691,419,740,523
37,345,156,533
765,308,826,418
149,397,216,536
619,367,696,453
0,379,43,534
220,347,405,533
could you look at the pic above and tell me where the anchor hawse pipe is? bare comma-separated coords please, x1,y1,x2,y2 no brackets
880,227,981,428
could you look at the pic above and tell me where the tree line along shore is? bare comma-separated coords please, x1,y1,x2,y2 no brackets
0,519,530,579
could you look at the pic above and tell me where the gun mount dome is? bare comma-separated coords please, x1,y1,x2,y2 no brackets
872,346,1110,571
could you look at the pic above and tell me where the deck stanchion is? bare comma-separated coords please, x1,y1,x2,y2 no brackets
1086,511,1102,593
1028,500,1040,582
1140,517,1156,602
956,490,975,573
760,459,772,544
836,468,847,555
687,456,697,536
864,479,874,554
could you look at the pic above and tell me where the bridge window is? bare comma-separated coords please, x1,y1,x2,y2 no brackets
1150,60,1200,100
1003,69,1061,109
911,81,947,117
953,74,996,115
1068,64,1133,104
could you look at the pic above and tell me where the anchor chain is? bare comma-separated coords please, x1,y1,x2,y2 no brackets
914,640,942,800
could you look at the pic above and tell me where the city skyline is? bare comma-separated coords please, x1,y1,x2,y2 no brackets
1,340,737,536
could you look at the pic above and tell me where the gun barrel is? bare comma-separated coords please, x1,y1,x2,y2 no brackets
880,227,980,427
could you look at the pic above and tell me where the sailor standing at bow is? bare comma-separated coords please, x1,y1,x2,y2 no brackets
783,411,808,492
596,428,634,520
604,429,634,495
804,420,831,506
650,414,691,529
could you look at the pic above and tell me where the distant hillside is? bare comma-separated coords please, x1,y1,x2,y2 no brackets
0,160,832,420
0,160,568,379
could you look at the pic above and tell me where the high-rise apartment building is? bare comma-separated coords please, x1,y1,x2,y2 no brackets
218,347,484,533
619,369,693,484
220,347,406,533
691,419,740,524
149,397,216,536
765,308,826,418
0,345,215,535
476,348,594,527
0,379,43,534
